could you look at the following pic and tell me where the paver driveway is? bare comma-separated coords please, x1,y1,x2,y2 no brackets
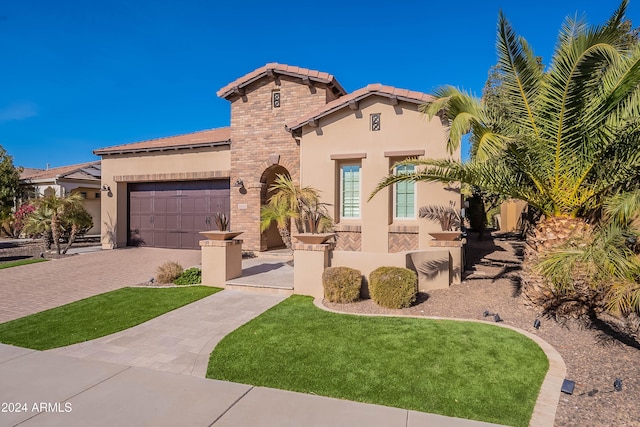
0,247,201,322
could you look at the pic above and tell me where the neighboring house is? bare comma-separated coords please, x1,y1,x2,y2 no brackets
94,63,460,253
19,161,102,235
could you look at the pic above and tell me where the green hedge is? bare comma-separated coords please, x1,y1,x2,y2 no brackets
322,267,362,303
369,267,417,309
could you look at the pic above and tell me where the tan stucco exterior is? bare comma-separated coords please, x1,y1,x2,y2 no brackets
100,146,230,248
299,95,460,253
499,199,528,233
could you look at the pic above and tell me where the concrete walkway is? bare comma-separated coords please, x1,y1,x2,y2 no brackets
0,247,201,323
0,344,504,427
50,290,286,377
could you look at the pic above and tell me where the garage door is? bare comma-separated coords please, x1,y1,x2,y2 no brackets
128,180,230,249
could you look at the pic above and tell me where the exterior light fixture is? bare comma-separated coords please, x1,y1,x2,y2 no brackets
561,379,576,395
533,319,541,329
614,378,622,392
101,185,111,192
233,179,244,188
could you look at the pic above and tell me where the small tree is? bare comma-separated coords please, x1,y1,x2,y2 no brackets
0,145,22,228
260,199,296,249
60,204,93,254
24,194,85,254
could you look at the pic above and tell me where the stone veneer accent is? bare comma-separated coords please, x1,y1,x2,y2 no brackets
388,224,419,253
228,76,334,251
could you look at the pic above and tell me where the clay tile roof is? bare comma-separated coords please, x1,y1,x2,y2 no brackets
286,84,434,131
217,63,347,99
20,161,101,181
93,127,231,156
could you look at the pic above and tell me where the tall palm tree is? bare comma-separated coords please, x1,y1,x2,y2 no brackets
371,1,640,314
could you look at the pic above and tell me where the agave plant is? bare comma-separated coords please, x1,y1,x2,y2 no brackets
212,212,229,231
370,1,640,315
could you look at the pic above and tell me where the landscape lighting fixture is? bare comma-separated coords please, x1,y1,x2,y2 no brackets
483,310,491,317
493,314,502,323
533,319,541,329
561,379,576,395
614,378,622,392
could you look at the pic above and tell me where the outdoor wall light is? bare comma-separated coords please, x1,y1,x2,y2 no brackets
233,179,244,188
533,319,541,329
101,185,111,192
614,378,622,392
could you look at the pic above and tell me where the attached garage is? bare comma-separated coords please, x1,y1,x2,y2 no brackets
128,180,230,249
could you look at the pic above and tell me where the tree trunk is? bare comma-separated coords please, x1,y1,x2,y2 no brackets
50,213,62,255
521,215,592,314
62,223,78,255
278,226,292,250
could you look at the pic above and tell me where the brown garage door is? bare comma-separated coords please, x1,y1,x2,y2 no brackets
128,180,230,249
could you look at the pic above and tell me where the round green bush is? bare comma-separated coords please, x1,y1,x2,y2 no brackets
322,266,362,303
174,267,202,285
369,267,417,309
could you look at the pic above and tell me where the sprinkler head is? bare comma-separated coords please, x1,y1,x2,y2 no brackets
614,378,622,392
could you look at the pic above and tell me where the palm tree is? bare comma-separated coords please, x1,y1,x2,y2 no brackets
60,203,93,254
370,1,640,315
268,174,323,234
260,199,296,250
22,204,54,249
28,193,85,255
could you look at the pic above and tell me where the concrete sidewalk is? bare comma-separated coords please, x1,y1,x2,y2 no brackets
50,290,286,377
0,344,504,427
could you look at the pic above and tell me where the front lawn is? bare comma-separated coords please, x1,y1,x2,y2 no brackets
0,286,220,350
208,295,548,427
0,258,48,269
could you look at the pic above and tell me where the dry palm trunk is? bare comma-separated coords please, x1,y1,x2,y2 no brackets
521,215,594,315
50,213,62,255
278,226,292,250
62,223,79,255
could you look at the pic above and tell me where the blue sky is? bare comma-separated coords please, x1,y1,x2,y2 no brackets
1,0,637,168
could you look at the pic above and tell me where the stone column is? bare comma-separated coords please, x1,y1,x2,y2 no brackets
293,243,333,299
200,239,243,287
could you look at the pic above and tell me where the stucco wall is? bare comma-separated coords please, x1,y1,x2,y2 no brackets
300,96,460,253
99,146,230,248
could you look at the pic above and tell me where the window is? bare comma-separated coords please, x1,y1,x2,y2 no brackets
79,192,87,199
272,90,281,108
340,164,360,218
394,164,415,219
370,113,381,131
95,192,101,199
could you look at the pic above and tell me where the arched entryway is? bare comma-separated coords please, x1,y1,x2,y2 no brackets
260,165,290,250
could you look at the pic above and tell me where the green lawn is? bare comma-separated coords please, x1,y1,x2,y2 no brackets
0,258,48,269
0,286,220,350
208,295,548,427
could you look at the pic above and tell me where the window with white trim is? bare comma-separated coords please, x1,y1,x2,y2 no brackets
340,164,361,218
394,164,415,219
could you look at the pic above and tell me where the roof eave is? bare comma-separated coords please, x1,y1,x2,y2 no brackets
217,71,346,100
287,91,433,132
93,140,231,156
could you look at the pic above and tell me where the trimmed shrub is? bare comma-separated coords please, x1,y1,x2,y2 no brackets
322,267,362,303
156,261,184,284
174,267,202,285
369,267,418,309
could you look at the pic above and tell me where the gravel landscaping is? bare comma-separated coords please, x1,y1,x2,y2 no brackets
325,232,640,427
